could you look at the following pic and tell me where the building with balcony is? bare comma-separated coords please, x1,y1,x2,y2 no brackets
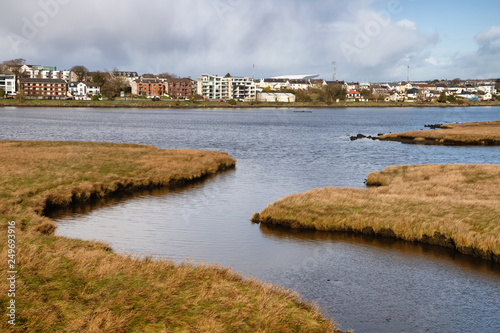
231,77,256,101
131,78,165,97
0,72,16,96
18,78,67,99
197,75,256,101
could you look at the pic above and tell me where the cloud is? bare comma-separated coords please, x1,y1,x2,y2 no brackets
1,0,495,81
474,26,500,44
425,56,438,66
396,19,416,30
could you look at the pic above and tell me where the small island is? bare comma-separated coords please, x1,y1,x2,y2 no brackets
0,141,339,332
252,164,500,262
379,120,500,145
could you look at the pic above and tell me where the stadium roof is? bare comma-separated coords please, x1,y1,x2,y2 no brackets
270,74,319,80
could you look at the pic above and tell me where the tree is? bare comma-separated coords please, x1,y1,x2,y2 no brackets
360,89,372,99
495,78,500,91
158,72,178,80
324,83,346,102
71,65,88,82
15,91,25,101
91,71,108,87
2,58,26,76
224,73,231,78
451,78,461,86
438,91,447,103
0,88,5,98
101,76,129,99
188,93,203,101
101,81,117,99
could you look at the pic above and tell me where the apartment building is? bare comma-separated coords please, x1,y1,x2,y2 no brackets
131,78,165,97
167,78,194,99
18,78,67,99
0,72,16,96
197,75,256,101
231,77,256,101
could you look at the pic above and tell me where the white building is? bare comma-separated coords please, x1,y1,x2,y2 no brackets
87,83,101,96
231,77,256,101
477,85,497,95
0,72,16,96
197,75,256,101
257,78,290,91
68,82,87,99
257,92,296,103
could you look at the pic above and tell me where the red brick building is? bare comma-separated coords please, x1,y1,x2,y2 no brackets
167,78,194,99
133,78,165,97
18,78,67,99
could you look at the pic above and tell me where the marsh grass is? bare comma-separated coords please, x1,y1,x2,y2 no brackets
255,164,500,261
380,121,500,145
0,141,338,332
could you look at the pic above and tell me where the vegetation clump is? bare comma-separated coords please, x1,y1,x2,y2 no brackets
253,164,500,262
379,121,500,145
0,141,339,332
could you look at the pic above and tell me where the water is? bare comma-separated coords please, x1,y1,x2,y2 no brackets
1,106,500,333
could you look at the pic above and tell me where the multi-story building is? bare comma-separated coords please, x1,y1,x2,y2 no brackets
197,75,256,101
68,82,87,98
231,77,256,101
18,78,67,99
197,75,231,100
0,71,16,96
131,78,164,97
167,78,194,99
20,65,74,81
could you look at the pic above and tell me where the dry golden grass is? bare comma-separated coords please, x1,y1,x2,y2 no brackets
380,120,500,145
254,164,500,262
0,141,338,332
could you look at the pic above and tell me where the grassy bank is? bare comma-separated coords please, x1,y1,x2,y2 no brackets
252,164,500,262
380,121,500,145
2,98,500,109
0,141,338,332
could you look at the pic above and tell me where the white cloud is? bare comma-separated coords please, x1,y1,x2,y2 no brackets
425,56,438,66
475,26,500,44
396,19,417,30
3,0,495,81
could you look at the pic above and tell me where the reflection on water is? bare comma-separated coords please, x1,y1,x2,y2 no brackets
259,224,500,279
3,107,500,333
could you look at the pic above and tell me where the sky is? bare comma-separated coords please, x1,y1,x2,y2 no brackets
1,0,500,82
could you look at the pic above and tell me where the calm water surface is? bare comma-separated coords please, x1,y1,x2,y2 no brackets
1,106,500,333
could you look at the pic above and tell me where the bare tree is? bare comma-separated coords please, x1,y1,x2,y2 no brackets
158,72,178,80
71,65,89,82
1,58,26,76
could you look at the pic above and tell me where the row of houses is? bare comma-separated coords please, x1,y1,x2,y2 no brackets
15,78,102,100
2,63,498,102
342,80,498,102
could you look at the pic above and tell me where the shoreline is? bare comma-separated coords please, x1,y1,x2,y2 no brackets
252,164,500,263
255,215,500,263
379,120,500,145
2,99,500,109
0,141,339,332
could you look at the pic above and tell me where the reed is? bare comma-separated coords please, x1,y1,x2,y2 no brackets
0,141,339,332
254,164,500,262
379,121,500,145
